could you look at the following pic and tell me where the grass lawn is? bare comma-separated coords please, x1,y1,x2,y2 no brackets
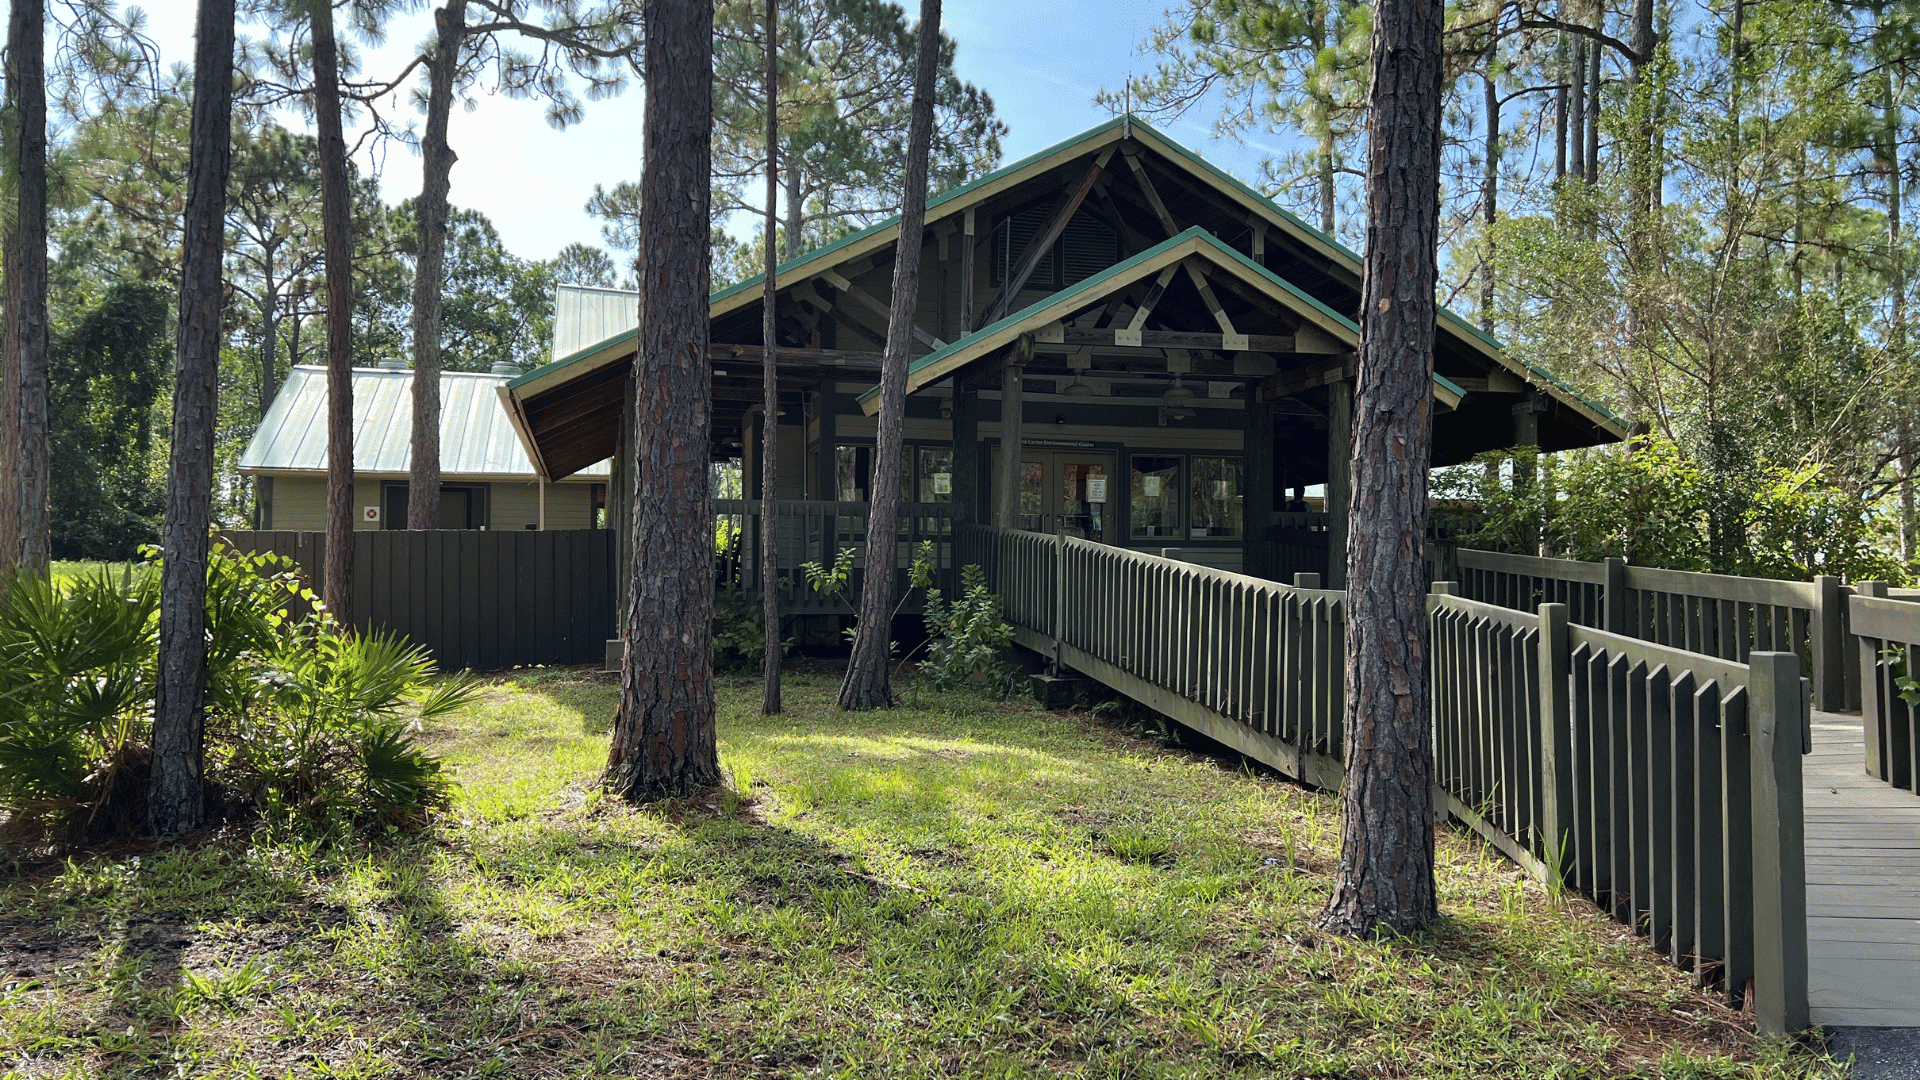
0,666,1840,1079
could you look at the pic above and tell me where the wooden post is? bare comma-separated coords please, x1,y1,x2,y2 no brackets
1748,651,1810,1035
995,360,1024,528
960,208,975,334
1855,581,1888,779
1293,572,1322,590
1053,524,1066,672
1245,398,1276,580
1537,602,1574,884
1810,574,1844,712
951,387,980,524
1161,548,1183,562
1602,556,1628,635
815,379,838,500
1326,376,1352,588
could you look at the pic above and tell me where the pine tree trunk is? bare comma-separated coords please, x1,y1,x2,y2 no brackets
408,0,468,531
1480,45,1498,331
313,0,356,625
150,0,236,837
1317,0,1443,940
259,281,280,418
1567,34,1586,183
760,0,783,715
604,0,721,801
838,0,941,711
3,0,50,577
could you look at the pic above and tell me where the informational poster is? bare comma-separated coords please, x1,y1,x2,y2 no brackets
933,472,952,495
1143,476,1162,497
1087,477,1107,503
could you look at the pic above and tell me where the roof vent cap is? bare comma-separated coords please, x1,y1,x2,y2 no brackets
490,360,525,377
376,358,409,370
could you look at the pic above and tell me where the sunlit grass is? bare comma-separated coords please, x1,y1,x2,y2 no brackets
0,665,1839,1078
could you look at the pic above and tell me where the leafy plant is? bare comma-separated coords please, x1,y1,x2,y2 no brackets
801,541,938,651
910,564,1017,695
1878,646,1920,709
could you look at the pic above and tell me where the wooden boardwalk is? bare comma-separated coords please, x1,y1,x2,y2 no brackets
1805,710,1920,1027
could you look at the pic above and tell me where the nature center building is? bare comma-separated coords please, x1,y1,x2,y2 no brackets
500,116,1624,584
242,364,610,532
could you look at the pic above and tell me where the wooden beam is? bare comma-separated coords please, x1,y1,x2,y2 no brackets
1066,326,1296,353
820,269,946,351
995,358,1025,527
1182,257,1239,340
980,148,1116,327
1258,357,1354,403
1123,264,1182,336
960,208,976,333
1125,150,1179,236
708,343,884,370
1326,377,1352,588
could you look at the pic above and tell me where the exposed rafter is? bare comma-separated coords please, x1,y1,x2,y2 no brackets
978,147,1116,327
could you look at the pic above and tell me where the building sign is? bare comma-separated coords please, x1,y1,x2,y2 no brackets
1143,476,1162,497
1087,477,1107,503
933,473,952,495
363,506,381,523
1022,438,1095,448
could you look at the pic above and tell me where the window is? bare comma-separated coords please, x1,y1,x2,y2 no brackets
1189,457,1244,538
382,483,489,529
916,447,954,504
1130,456,1182,538
590,484,607,529
834,444,912,503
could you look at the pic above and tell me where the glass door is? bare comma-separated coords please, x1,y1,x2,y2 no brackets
992,448,1116,542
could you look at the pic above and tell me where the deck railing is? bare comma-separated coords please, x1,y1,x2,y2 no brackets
1430,588,1809,1033
1849,582,1920,795
713,499,958,610
1456,548,1851,712
968,524,1810,1034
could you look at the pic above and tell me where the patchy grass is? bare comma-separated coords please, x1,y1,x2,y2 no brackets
0,666,1840,1078
48,561,147,589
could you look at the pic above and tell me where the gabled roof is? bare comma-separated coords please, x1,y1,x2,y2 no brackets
856,226,1466,415
240,365,609,480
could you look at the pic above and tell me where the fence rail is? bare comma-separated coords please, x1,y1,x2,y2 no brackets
1456,548,1850,713
969,525,1810,1034
714,499,957,610
1850,583,1920,795
220,529,615,672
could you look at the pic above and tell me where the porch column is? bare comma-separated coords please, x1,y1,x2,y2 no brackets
951,387,980,523
815,379,838,500
1326,376,1352,588
1243,398,1276,579
995,360,1025,528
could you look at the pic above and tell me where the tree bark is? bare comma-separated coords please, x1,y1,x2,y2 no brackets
838,0,940,711
150,0,236,837
1567,33,1586,183
408,0,469,531
1480,43,1498,331
1318,0,1443,940
313,0,356,625
3,0,51,577
760,0,783,715
604,0,721,801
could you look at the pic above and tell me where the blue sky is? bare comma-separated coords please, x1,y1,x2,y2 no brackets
133,1,1278,262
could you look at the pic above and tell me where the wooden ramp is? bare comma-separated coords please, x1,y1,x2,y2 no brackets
1805,710,1920,1027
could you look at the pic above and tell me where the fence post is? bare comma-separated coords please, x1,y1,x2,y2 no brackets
1536,602,1574,886
1810,575,1843,712
1160,547,1183,562
1855,581,1888,779
1748,651,1810,1036
1053,525,1066,673
1293,572,1321,590
1602,557,1628,635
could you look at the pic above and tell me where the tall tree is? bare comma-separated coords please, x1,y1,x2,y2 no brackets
3,0,52,578
227,122,326,419
1318,0,1444,938
603,0,721,799
407,0,470,530
838,0,938,710
150,0,236,837
759,0,783,714
312,0,357,624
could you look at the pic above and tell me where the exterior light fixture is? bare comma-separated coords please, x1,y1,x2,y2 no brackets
1162,376,1195,421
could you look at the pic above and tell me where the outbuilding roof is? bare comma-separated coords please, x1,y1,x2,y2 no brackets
239,365,609,480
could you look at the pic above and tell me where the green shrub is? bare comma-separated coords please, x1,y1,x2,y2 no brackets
913,565,1017,695
0,544,473,844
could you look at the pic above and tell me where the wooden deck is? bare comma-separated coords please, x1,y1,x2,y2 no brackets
1806,709,1920,1027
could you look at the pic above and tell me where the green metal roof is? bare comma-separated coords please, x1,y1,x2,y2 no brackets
241,365,610,478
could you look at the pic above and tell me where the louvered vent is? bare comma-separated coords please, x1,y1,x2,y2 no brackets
1060,217,1118,285
993,205,1056,288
